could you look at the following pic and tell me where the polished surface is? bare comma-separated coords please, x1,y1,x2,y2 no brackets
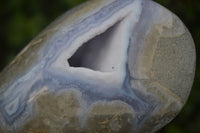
0,0,196,132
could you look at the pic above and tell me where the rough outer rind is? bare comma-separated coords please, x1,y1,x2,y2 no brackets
128,1,195,132
87,101,136,133
128,0,195,112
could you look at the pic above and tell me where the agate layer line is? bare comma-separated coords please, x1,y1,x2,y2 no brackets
0,0,143,127
0,0,195,132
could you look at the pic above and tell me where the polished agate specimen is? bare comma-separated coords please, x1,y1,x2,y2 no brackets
0,0,196,132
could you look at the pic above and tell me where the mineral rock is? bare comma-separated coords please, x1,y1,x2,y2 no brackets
0,0,196,133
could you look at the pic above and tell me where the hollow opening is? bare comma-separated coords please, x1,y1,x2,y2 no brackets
68,20,126,72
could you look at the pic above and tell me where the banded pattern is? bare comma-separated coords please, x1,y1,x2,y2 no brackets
0,0,195,132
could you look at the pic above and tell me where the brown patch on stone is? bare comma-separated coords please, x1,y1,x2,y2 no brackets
62,126,87,133
27,129,48,133
98,113,122,133
87,101,135,133
0,127,4,133
18,89,83,133
140,25,161,79
36,90,81,121
17,116,51,133
138,110,178,133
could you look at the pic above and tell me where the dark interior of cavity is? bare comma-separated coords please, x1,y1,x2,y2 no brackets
68,21,121,72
